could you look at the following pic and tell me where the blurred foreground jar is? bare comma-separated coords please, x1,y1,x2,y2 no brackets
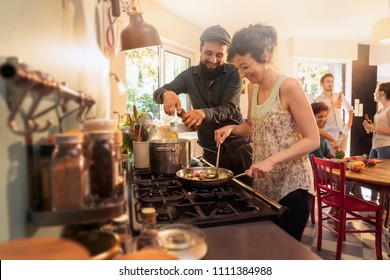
88,131,116,203
133,208,162,251
100,214,132,254
50,133,87,211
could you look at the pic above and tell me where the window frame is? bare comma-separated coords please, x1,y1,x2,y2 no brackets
158,38,194,118
292,56,352,103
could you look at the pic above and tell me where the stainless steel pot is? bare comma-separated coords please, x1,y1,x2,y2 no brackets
149,139,190,175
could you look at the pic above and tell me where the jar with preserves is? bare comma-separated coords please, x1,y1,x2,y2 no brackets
88,131,116,203
50,133,87,211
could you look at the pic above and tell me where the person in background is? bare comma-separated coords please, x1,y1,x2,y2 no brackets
309,102,335,159
214,24,319,241
153,25,252,180
363,82,390,158
314,73,354,154
299,77,339,153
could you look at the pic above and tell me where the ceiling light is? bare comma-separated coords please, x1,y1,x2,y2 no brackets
119,0,162,51
372,0,390,45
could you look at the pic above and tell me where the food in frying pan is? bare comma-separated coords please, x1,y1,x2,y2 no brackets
183,171,228,180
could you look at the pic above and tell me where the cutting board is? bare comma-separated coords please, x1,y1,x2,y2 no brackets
0,237,90,260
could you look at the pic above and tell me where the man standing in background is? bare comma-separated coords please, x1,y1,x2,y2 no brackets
314,73,354,154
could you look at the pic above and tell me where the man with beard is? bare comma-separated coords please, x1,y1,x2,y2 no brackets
153,25,252,180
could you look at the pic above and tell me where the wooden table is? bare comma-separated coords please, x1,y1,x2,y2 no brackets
333,158,390,228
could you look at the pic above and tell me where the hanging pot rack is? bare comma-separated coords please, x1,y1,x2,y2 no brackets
0,56,96,135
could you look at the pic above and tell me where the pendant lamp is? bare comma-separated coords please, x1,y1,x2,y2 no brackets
120,0,162,51
372,0,390,44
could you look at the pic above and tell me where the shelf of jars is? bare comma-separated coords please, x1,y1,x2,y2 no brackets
30,178,127,227
1,57,127,227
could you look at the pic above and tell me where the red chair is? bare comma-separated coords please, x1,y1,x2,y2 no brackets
311,155,383,260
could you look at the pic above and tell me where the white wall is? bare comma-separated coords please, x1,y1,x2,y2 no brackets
0,0,109,241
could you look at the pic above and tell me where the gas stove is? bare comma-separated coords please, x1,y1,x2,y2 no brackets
128,167,281,234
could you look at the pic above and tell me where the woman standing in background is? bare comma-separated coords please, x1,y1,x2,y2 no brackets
214,24,319,241
363,82,390,158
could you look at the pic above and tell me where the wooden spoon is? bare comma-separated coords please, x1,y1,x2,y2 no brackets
215,143,221,178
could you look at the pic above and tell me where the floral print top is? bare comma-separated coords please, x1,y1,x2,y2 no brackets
251,76,314,201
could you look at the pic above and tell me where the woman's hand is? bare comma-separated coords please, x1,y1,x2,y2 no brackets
245,158,277,178
363,120,374,131
214,125,235,145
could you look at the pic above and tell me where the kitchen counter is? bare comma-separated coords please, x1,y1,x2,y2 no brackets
203,220,322,260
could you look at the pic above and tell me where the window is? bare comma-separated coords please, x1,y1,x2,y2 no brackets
292,57,352,103
125,46,191,120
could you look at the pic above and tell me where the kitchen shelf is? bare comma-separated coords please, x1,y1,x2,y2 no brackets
30,198,126,227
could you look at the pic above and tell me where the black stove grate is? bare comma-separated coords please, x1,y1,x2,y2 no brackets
129,175,279,234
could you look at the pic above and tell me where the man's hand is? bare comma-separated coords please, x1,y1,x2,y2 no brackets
181,109,205,130
163,91,182,116
334,92,342,109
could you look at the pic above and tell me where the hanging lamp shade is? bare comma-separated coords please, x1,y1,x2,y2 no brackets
372,17,390,44
120,1,161,51
372,0,390,45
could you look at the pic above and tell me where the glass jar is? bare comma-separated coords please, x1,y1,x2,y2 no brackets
50,133,87,211
113,130,125,195
112,214,132,254
88,131,116,203
133,207,162,251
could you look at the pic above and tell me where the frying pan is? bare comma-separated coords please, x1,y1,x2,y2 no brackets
176,166,246,189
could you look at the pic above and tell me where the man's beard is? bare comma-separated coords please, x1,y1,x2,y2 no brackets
199,61,225,81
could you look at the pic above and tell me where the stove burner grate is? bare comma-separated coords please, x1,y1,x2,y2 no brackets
130,177,279,233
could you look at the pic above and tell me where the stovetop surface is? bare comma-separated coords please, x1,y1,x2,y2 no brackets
128,170,279,234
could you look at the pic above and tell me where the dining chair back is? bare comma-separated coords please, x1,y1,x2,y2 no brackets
311,155,383,260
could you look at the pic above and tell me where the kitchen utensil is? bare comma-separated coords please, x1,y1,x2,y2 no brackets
177,109,199,131
133,104,138,121
136,112,153,129
176,166,246,189
133,141,150,169
214,143,221,178
134,124,141,142
149,139,190,175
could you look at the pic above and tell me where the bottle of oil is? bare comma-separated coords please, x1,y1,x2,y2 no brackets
170,122,178,139
133,208,162,251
